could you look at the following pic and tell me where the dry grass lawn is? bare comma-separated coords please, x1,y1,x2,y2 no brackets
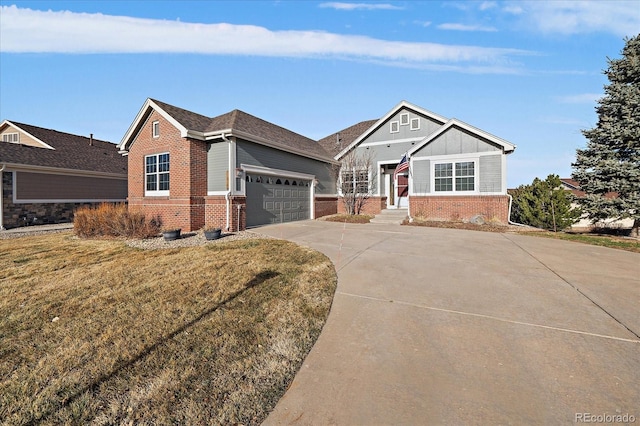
0,232,337,425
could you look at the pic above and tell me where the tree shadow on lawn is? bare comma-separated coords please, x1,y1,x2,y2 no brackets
34,270,279,424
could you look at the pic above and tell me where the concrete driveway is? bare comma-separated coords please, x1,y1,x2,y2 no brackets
259,220,640,425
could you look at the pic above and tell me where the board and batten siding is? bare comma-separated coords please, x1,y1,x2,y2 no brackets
235,139,336,194
364,108,444,144
412,126,501,157
207,141,229,192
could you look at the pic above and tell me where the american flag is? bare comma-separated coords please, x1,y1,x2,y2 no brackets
394,154,409,178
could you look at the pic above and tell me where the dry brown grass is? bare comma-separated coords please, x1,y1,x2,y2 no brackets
321,214,373,223
0,232,336,425
73,203,160,239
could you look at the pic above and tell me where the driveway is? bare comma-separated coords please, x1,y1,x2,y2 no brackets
260,221,640,425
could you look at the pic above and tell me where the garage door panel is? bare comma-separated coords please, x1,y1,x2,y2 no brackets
246,175,311,227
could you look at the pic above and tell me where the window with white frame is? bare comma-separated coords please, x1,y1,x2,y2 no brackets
152,121,160,138
410,117,420,131
390,121,400,133
400,113,410,126
341,169,369,194
2,133,19,143
145,153,170,195
434,161,475,192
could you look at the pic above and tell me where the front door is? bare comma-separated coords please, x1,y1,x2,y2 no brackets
396,174,408,208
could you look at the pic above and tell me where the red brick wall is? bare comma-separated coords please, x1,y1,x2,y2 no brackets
127,110,207,232
315,197,338,218
337,196,386,215
205,195,247,231
409,195,510,223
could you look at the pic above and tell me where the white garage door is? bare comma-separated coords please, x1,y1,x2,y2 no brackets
245,174,311,227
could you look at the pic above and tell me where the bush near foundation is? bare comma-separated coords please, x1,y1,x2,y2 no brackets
74,203,161,239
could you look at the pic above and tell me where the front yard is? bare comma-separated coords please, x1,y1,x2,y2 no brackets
0,232,336,425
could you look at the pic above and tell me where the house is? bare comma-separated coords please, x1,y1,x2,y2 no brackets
116,99,338,232
0,120,127,229
118,99,516,232
560,178,634,230
319,101,516,222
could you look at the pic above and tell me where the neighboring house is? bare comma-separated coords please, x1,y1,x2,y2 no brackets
117,99,338,232
560,178,634,229
0,120,127,229
319,101,516,222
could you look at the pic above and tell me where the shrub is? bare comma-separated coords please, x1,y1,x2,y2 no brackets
74,203,161,239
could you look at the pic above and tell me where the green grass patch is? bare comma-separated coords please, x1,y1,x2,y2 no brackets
519,231,640,253
0,232,337,425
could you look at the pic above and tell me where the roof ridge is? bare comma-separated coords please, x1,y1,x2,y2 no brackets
8,120,114,144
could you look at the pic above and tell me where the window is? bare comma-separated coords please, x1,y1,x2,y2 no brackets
2,133,19,143
434,161,475,192
145,153,170,195
152,121,160,138
390,121,400,133
341,169,369,194
400,113,410,126
410,118,420,131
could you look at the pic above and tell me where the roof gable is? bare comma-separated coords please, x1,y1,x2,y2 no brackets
119,98,335,162
334,100,448,160
1,120,55,149
0,120,127,175
408,118,516,156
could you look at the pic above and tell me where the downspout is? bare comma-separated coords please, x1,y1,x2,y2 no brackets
507,194,528,227
0,163,5,230
221,133,231,231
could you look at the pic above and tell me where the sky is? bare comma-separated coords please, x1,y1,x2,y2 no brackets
1,1,638,187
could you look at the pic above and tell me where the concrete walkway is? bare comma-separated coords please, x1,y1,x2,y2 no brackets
260,220,640,425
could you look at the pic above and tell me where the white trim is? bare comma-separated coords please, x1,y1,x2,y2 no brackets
207,191,229,196
0,163,127,179
412,151,498,162
335,100,448,160
1,120,55,150
430,158,479,195
390,120,400,134
400,113,410,126
152,120,160,138
14,198,126,204
315,194,339,199
144,152,170,197
241,164,315,181
2,132,19,143
408,118,515,157
360,136,424,148
410,117,420,131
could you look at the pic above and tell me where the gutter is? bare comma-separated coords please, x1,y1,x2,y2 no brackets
507,194,529,227
221,133,232,231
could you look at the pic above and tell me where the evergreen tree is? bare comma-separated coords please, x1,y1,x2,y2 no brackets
572,35,640,237
511,174,581,231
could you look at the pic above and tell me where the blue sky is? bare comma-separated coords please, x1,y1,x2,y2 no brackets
1,1,638,187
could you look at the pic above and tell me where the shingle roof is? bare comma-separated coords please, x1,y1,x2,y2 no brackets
0,121,127,175
149,99,334,161
317,119,378,157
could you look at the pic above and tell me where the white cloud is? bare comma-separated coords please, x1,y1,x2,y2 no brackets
0,5,530,73
318,2,403,11
556,93,602,104
437,23,498,32
505,0,640,36
479,1,498,11
414,20,432,28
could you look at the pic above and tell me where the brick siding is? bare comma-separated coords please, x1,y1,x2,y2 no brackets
315,196,338,218
337,196,387,215
409,195,510,223
127,110,207,232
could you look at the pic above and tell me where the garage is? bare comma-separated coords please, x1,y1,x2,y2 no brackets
245,173,311,227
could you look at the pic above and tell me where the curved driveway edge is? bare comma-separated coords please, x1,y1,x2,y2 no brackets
259,221,640,425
